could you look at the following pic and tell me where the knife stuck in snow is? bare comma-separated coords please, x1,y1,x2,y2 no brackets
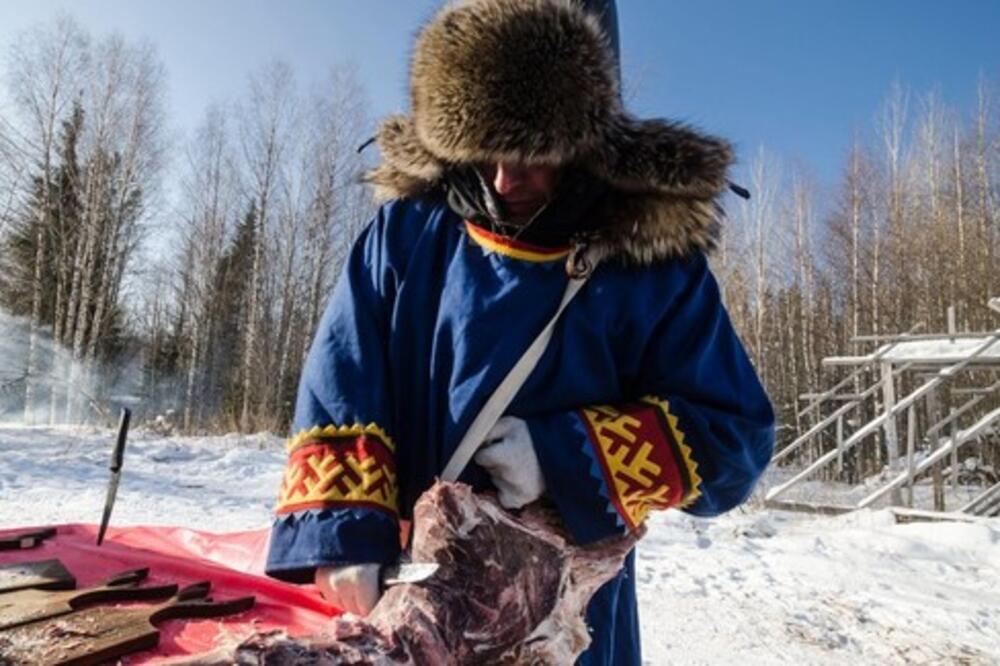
97,407,131,546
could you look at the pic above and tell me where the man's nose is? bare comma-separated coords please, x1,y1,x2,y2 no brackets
492,162,526,196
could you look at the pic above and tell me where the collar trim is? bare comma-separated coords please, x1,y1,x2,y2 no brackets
464,221,571,263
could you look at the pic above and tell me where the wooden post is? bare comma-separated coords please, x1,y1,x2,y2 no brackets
933,462,946,510
836,413,845,479
906,404,916,508
880,362,902,505
926,386,938,434
928,387,945,511
794,396,803,448
950,410,959,493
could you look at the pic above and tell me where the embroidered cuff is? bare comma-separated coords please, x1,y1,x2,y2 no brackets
276,424,399,518
579,396,702,531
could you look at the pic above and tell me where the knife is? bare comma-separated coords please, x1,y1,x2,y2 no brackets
379,562,439,590
97,407,131,546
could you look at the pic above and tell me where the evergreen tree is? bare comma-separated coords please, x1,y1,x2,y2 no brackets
0,101,85,326
195,203,257,425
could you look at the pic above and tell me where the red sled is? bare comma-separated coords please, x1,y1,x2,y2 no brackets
0,524,334,663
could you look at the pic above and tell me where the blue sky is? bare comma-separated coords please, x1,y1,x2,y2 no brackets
2,1,998,197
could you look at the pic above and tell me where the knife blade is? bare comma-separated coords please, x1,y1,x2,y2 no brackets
97,407,131,546
379,562,439,589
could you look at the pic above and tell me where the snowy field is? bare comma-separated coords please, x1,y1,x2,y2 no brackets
1,424,998,665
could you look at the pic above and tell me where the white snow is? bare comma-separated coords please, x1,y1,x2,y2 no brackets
2,424,999,664
824,335,1000,368
0,425,281,530
877,336,1000,364
636,507,1000,664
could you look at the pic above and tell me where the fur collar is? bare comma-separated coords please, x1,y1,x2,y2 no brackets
365,0,734,265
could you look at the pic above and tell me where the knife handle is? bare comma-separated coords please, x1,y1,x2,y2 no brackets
110,407,131,471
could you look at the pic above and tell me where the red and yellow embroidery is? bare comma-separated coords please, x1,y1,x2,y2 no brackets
580,396,701,531
465,221,570,262
276,424,398,517
285,423,395,454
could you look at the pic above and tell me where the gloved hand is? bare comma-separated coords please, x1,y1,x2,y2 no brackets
315,563,381,616
474,416,546,509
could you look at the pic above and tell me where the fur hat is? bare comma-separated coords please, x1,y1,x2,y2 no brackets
366,0,735,263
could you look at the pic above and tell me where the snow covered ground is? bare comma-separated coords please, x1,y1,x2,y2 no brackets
1,424,998,664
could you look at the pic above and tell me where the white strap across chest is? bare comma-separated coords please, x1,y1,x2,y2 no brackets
440,256,595,483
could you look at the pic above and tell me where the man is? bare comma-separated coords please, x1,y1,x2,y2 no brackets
265,0,775,663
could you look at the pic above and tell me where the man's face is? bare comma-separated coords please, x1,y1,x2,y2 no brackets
479,162,561,223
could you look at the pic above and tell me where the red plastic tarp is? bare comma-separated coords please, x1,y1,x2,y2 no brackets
0,523,337,663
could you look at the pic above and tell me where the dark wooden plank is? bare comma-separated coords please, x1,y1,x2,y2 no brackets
0,582,254,665
0,569,178,631
0,560,76,595
0,529,57,552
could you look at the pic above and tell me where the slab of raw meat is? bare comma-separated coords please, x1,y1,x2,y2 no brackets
182,481,638,665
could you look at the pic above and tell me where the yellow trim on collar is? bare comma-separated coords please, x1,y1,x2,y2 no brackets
465,222,571,263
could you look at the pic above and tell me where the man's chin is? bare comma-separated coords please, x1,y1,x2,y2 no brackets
501,203,544,224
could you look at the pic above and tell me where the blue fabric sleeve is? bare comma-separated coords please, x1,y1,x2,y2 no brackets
640,254,775,518
529,411,625,544
528,254,774,544
267,510,402,584
266,208,403,583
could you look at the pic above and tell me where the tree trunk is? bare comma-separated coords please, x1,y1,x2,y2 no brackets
66,163,104,422
24,210,48,424
183,314,201,432
240,192,266,431
953,127,966,325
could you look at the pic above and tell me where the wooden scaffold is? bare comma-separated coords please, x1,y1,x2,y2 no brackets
766,298,1000,520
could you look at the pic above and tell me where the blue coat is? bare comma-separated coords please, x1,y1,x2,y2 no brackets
266,197,775,665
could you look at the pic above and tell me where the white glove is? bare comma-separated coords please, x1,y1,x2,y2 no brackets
315,563,381,616
474,416,546,509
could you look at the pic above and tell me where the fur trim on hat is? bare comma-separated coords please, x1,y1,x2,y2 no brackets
365,0,735,264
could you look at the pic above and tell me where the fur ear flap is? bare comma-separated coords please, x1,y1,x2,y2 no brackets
592,117,734,199
364,114,444,201
586,190,722,264
365,0,736,262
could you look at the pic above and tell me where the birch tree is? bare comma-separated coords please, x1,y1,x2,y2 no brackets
61,34,166,421
876,81,909,334
973,77,997,326
236,61,296,431
174,105,239,429
83,39,167,366
4,16,88,422
738,146,781,382
912,91,948,326
791,173,818,393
